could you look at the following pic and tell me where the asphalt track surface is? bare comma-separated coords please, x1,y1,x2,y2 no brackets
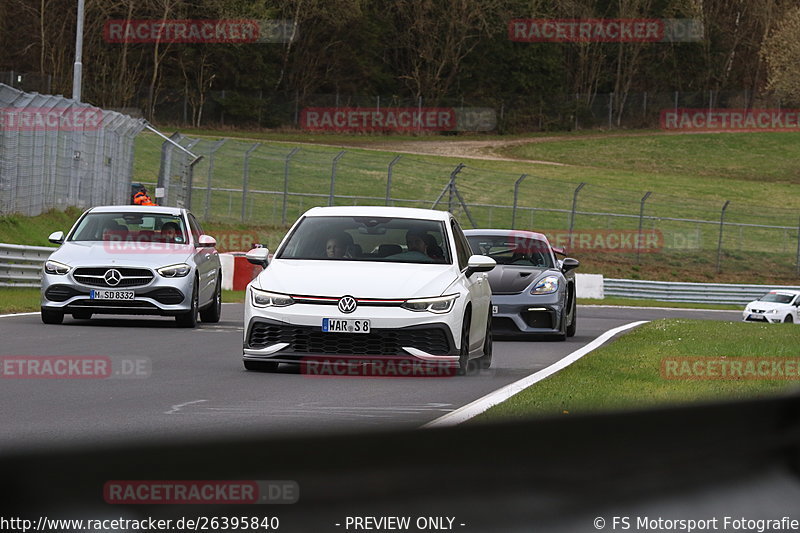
0,304,741,452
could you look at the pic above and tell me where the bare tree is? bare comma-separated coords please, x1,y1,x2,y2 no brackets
762,6,800,105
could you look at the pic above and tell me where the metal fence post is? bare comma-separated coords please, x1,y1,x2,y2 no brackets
385,155,401,205
568,182,586,247
203,139,226,220
447,164,465,213
329,151,346,206
796,216,800,277
281,147,300,225
716,200,730,274
637,191,652,263
241,143,260,222
511,174,528,229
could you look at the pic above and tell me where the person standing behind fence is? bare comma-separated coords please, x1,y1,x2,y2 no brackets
133,186,156,206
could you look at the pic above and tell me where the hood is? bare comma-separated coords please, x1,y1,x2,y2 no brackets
746,300,794,312
486,265,550,294
255,259,457,298
50,241,195,268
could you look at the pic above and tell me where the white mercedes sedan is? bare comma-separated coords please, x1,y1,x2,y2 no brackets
242,206,496,375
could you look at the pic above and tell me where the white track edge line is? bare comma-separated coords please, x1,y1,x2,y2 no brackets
0,312,39,318
422,320,649,428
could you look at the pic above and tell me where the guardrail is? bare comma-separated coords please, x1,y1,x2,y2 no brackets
604,278,800,305
0,243,56,287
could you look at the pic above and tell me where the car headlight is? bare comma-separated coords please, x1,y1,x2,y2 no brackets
157,263,191,278
401,294,458,314
251,288,295,308
532,275,559,295
44,260,71,275
766,309,779,314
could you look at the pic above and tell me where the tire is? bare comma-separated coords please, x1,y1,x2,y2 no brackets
175,278,199,328
566,288,577,337
476,309,493,370
200,274,222,323
41,308,64,325
244,360,279,372
71,311,92,320
784,315,794,324
457,312,471,376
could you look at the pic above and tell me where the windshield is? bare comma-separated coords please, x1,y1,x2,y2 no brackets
69,212,188,244
759,293,796,304
276,216,451,264
466,234,553,268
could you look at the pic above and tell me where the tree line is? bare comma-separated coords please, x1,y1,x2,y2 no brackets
1,0,799,130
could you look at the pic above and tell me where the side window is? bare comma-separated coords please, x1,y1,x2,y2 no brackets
450,220,470,271
187,214,202,244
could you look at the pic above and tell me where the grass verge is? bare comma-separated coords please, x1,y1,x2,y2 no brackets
475,319,800,422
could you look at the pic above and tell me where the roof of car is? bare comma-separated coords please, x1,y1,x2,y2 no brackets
768,289,800,295
87,205,185,215
463,228,549,241
302,205,452,221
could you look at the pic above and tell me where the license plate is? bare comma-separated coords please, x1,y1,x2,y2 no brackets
90,289,135,300
492,305,498,314
748,313,762,320
322,318,370,333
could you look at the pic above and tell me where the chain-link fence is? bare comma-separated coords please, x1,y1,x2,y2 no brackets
146,133,800,278
0,83,146,216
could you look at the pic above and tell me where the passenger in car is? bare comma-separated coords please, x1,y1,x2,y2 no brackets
325,233,354,258
160,222,183,243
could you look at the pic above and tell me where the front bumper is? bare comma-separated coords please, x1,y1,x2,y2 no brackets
742,312,782,324
40,270,194,316
490,292,565,336
243,316,459,365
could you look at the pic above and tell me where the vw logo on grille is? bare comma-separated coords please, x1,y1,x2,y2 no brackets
338,295,357,314
104,269,122,287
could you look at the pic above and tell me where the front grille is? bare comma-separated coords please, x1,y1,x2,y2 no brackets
69,299,158,309
521,310,554,329
247,321,452,356
139,288,184,305
73,267,154,288
45,285,86,302
491,317,521,334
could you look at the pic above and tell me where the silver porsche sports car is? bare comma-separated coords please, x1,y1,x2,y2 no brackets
464,229,579,340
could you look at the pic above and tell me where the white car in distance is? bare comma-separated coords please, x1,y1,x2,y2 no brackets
742,290,800,324
242,206,496,375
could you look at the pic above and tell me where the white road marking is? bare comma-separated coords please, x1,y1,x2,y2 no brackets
422,320,649,428
164,399,208,414
0,312,39,318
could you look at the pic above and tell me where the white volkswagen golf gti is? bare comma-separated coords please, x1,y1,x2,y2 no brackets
242,206,496,375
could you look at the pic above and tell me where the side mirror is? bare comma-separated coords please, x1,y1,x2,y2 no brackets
246,247,270,267
198,235,216,247
561,258,580,272
48,231,64,244
465,254,495,278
